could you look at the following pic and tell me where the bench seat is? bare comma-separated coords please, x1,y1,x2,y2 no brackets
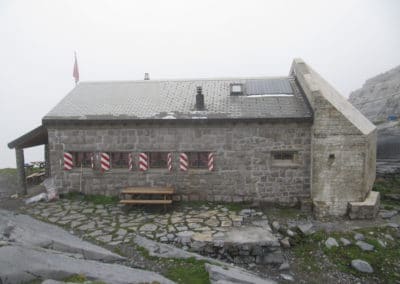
119,199,173,204
120,187,175,207
121,187,175,195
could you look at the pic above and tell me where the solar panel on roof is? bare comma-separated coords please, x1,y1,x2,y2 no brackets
245,78,293,95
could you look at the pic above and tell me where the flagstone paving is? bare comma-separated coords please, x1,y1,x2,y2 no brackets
21,199,267,248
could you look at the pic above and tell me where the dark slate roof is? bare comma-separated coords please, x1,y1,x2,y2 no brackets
43,77,312,121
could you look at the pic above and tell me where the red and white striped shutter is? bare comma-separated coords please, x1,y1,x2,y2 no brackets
100,152,110,172
208,152,214,171
139,153,148,171
128,153,133,171
180,153,188,171
64,152,73,170
167,153,172,171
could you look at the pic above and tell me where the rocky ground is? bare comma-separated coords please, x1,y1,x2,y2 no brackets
0,170,400,283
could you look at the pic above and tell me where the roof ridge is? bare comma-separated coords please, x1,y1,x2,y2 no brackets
78,76,292,84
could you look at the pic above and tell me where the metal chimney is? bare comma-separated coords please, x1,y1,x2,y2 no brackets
144,73,150,80
196,86,204,110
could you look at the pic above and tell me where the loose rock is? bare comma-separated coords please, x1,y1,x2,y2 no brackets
297,223,314,235
356,241,374,251
340,237,351,246
354,233,365,241
377,239,387,248
279,262,290,271
280,237,291,248
379,210,398,219
272,221,280,231
286,229,296,237
325,237,339,249
351,259,374,273
281,273,294,281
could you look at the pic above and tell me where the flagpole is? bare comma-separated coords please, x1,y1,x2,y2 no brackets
73,51,79,85
74,50,78,86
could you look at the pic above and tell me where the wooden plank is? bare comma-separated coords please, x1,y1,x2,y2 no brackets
26,171,46,180
122,188,175,195
26,173,39,179
119,199,173,204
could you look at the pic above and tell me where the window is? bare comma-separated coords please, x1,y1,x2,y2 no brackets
149,152,168,168
230,83,244,96
273,151,294,160
110,152,129,168
188,152,209,169
71,152,93,168
271,151,298,166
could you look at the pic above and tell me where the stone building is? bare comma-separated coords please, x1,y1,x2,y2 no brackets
8,59,379,219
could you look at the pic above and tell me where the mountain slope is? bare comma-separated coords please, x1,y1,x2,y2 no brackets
349,65,400,124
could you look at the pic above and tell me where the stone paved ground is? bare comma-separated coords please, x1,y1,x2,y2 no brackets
19,197,400,283
21,199,266,248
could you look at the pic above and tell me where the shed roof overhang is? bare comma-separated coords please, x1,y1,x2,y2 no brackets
8,125,48,149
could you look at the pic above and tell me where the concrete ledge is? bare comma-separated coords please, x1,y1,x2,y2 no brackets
348,191,380,220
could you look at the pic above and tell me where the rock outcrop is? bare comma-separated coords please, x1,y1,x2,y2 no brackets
0,210,174,284
349,65,400,170
349,65,400,124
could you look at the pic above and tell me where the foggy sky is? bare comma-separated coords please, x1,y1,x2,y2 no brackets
1,0,399,168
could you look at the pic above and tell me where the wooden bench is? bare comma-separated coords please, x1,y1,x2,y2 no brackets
120,187,175,206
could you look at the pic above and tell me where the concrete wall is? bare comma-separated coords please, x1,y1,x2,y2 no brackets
291,59,377,218
48,121,311,204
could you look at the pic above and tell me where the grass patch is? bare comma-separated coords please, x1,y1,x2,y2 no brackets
0,168,17,175
373,175,400,210
293,227,400,282
292,231,326,273
62,274,106,284
373,176,400,197
263,206,308,221
63,273,86,282
135,245,210,284
62,192,118,205
135,244,152,259
165,257,210,284
223,202,252,212
0,167,18,188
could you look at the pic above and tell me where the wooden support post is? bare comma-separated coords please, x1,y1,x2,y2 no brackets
15,147,27,195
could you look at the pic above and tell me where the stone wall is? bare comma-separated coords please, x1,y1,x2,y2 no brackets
291,59,377,218
47,121,311,204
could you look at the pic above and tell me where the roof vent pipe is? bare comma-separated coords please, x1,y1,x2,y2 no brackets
144,73,150,80
196,86,205,110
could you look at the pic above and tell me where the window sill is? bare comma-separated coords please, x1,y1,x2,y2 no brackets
271,161,301,168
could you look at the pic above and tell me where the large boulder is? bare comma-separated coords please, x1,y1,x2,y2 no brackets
0,245,174,284
0,209,123,262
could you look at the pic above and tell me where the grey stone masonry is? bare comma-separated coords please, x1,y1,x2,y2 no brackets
48,121,311,204
45,143,50,178
291,58,377,218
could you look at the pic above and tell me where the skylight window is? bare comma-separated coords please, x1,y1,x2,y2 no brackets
230,83,244,96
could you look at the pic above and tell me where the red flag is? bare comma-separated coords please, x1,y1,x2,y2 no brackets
73,52,79,84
